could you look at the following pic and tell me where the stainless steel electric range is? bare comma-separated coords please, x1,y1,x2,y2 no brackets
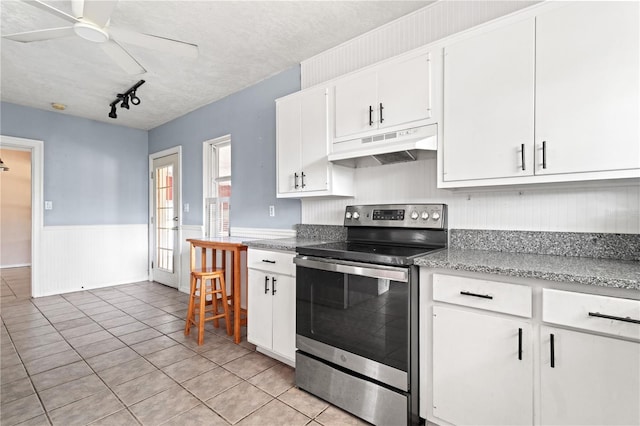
294,204,448,426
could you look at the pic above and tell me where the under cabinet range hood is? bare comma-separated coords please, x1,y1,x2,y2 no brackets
328,124,437,166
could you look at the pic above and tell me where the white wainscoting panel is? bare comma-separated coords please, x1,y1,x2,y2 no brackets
37,225,148,297
301,158,640,234
301,0,538,88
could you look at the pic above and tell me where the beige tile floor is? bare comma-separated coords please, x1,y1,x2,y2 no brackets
0,267,369,426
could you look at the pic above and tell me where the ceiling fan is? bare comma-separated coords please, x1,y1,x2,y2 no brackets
2,0,198,75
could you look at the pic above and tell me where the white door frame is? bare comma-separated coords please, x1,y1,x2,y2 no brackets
0,135,43,297
148,146,182,285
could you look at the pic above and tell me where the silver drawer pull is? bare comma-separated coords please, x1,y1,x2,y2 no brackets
588,312,640,324
460,291,493,300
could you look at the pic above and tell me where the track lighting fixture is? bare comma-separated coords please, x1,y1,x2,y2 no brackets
109,103,118,119
130,92,141,105
120,94,130,109
108,80,145,119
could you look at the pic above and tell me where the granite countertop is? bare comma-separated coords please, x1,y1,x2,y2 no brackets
415,249,640,290
243,237,331,252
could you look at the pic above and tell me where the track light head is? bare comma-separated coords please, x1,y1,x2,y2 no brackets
120,94,130,109
130,92,141,105
109,104,117,119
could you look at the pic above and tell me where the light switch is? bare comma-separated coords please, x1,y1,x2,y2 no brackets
44,201,53,210
269,205,275,217
183,203,190,213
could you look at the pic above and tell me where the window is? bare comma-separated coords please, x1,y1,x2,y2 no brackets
205,136,231,237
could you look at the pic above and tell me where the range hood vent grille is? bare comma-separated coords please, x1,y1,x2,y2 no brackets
328,124,437,166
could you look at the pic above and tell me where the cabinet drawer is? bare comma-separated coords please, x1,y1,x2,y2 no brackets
433,274,532,318
543,289,640,340
247,248,295,276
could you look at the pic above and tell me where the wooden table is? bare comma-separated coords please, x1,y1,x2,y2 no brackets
186,237,248,344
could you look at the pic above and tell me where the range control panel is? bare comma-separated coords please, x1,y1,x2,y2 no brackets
344,204,447,229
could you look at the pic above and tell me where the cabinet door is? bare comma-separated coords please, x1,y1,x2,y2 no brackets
334,70,378,139
276,96,302,194
433,306,533,426
247,270,273,351
540,327,640,426
442,19,535,182
300,87,329,192
271,274,296,361
377,54,431,130
535,2,640,175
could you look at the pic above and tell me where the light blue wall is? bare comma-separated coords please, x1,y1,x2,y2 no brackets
149,66,302,228
0,102,149,225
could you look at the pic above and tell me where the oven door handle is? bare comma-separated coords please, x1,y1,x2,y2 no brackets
294,256,409,282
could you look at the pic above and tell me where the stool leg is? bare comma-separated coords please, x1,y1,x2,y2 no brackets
218,274,232,336
185,273,196,336
212,279,220,329
197,277,206,345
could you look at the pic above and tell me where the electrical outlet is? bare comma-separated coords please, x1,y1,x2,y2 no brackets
269,205,275,217
44,201,53,210
184,203,190,213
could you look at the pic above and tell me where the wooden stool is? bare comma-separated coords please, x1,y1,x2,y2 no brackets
184,268,232,345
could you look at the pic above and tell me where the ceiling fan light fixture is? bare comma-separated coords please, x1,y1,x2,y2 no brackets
73,22,109,43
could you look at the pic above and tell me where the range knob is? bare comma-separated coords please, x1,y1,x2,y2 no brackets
352,212,360,220
431,212,441,221
345,212,352,219
410,211,419,220
421,211,430,220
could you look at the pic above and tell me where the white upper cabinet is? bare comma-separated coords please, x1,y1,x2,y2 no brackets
334,70,378,139
276,86,354,198
440,2,640,187
442,19,535,181
535,2,640,176
334,53,433,141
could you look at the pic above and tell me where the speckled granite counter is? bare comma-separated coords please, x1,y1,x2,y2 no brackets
415,249,640,290
243,237,332,252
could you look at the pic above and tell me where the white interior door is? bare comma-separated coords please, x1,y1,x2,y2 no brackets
151,153,180,287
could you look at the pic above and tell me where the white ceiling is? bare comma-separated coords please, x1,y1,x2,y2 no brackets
1,0,432,130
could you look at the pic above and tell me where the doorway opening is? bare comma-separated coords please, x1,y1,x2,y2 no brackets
0,136,43,298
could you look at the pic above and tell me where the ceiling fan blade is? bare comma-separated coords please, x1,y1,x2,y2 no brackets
101,40,146,75
2,27,75,43
82,0,118,27
109,27,198,59
22,0,80,24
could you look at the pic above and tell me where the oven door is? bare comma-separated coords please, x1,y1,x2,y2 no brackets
294,255,411,391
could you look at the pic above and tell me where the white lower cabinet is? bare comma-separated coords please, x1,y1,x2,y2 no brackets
540,326,640,426
422,271,640,426
247,249,296,365
432,306,533,426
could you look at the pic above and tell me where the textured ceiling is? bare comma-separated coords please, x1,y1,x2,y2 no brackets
1,0,432,130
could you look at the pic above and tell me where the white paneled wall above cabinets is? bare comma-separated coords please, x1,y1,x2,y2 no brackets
301,157,640,234
439,1,640,188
